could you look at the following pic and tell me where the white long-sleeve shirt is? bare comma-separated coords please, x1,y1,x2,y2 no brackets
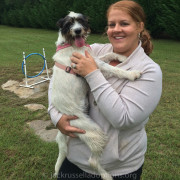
48,42,162,176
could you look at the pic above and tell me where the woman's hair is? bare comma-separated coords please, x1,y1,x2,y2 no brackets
107,0,153,55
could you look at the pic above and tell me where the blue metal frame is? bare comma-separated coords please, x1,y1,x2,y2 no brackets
21,53,46,78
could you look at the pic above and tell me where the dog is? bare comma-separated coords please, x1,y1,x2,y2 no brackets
51,11,141,180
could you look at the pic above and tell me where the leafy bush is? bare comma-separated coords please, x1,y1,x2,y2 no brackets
0,0,180,40
158,0,180,40
136,0,165,38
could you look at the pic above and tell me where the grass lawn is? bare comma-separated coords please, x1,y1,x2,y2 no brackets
0,25,180,180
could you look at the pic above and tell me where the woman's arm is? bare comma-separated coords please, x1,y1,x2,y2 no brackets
85,63,162,129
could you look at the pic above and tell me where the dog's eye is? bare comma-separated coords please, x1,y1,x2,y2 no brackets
76,18,89,29
69,18,75,23
63,17,74,28
64,21,73,28
76,18,84,24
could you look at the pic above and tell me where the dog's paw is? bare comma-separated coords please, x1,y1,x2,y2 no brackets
127,70,141,81
53,172,58,178
114,54,127,62
99,52,127,63
101,172,113,180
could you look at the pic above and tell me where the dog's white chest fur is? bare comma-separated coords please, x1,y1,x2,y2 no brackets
52,46,90,115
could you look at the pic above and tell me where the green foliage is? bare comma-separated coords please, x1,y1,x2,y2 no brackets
137,0,180,40
0,0,180,40
136,0,165,38
0,0,119,32
158,0,180,40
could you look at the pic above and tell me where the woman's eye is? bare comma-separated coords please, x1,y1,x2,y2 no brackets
121,22,129,26
108,22,129,28
108,23,115,28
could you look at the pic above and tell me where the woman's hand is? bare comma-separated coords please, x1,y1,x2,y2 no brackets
56,114,86,138
70,50,98,77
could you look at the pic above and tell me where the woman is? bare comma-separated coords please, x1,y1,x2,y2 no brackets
48,0,162,179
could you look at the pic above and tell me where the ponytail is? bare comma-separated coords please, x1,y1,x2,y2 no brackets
140,29,153,56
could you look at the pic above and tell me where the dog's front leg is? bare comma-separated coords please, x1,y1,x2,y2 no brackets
99,52,127,63
96,59,141,80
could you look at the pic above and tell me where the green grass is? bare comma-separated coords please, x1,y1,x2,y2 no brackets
0,25,180,179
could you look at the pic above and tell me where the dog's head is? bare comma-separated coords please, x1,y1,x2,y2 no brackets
56,11,90,47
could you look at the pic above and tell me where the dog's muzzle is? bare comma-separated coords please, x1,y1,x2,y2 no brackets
74,29,82,35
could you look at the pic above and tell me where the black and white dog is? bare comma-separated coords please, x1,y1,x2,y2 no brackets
51,11,140,180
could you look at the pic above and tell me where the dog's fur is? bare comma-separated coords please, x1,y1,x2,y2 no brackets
51,12,141,180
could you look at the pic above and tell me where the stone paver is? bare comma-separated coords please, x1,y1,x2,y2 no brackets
27,120,58,142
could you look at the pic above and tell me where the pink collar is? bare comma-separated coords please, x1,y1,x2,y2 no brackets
56,43,91,52
55,62,77,75
55,43,91,76
56,44,71,52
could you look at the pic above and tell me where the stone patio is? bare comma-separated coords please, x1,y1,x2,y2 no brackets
1,73,58,142
27,120,58,142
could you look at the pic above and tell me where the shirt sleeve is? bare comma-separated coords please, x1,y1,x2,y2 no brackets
48,77,62,126
85,63,162,129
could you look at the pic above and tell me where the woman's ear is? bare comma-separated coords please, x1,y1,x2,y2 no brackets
139,22,144,33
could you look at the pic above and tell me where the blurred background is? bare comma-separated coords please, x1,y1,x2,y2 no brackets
0,0,180,40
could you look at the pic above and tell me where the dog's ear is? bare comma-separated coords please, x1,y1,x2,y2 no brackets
56,18,64,29
82,15,89,22
79,15,90,31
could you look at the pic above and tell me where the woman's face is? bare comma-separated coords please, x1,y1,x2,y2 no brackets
107,9,143,57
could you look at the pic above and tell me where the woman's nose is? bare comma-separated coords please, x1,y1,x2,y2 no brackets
114,24,122,32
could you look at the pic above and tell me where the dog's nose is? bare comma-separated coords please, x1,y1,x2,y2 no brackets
75,29,82,35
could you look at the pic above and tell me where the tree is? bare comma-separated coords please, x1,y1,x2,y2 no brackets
158,0,180,40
